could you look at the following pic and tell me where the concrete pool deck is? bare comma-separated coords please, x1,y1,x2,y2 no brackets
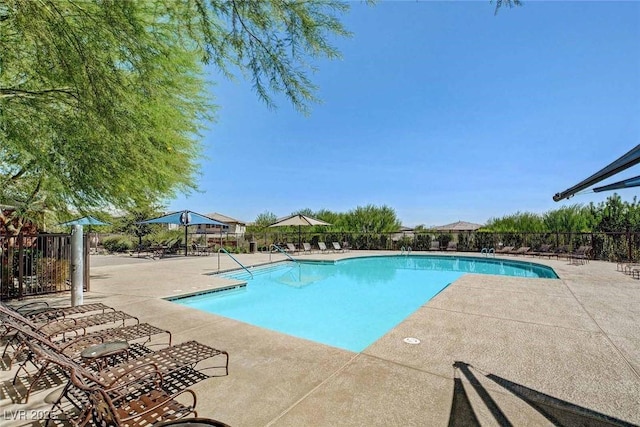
1,251,639,426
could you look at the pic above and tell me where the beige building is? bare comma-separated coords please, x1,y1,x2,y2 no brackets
195,212,246,237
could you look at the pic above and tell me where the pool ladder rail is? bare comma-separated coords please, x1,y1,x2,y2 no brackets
400,246,412,255
481,247,495,258
269,244,299,264
218,247,253,278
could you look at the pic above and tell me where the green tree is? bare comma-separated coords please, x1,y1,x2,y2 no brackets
251,211,278,230
544,204,593,233
344,204,401,233
113,206,165,247
484,212,546,232
0,0,351,232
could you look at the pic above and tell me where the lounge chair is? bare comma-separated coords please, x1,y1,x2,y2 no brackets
302,242,314,254
510,246,531,256
530,244,553,257
553,245,571,260
286,243,298,254
318,242,331,253
446,242,457,251
80,371,198,427
13,322,227,404
28,341,200,426
1,304,170,363
332,242,344,252
429,240,441,251
569,245,591,264
495,246,514,255
12,301,118,323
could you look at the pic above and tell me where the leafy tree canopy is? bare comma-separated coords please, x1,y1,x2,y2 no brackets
0,0,351,232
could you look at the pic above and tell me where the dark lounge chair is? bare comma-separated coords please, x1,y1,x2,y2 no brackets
509,246,531,256
495,246,514,255
530,244,553,257
569,245,592,264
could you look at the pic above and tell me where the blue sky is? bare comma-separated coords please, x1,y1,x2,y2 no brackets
167,1,640,227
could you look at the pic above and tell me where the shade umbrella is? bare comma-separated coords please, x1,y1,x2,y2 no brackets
432,221,484,232
59,216,111,253
139,210,228,256
553,144,640,202
59,216,110,226
269,214,331,249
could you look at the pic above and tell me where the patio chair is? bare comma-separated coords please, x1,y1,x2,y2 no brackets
11,301,118,323
530,244,553,257
1,305,170,362
446,242,457,251
569,246,592,265
332,242,344,252
429,240,441,251
14,323,227,405
495,246,514,255
27,341,199,426
318,242,331,253
510,246,531,256
1,303,139,340
88,381,197,427
302,242,314,254
286,243,298,254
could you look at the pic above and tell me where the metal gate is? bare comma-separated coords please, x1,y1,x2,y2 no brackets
0,233,89,300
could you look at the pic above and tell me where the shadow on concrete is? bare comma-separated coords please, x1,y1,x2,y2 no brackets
449,361,637,427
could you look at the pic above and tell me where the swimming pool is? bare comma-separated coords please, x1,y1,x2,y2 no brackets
171,255,558,352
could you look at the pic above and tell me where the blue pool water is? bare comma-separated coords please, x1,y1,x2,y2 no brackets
172,255,557,352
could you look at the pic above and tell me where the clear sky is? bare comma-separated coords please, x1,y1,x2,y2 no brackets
167,1,640,227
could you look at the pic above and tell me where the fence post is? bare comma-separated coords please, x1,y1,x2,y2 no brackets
17,235,24,298
627,227,632,262
71,225,84,306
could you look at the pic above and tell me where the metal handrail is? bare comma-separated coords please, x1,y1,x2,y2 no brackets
481,247,496,258
218,248,253,278
269,244,298,263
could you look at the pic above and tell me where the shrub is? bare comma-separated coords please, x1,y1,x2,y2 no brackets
102,236,135,252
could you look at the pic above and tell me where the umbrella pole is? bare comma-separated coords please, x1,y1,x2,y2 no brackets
298,225,301,249
184,225,188,256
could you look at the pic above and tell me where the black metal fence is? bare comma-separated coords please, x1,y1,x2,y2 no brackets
247,230,640,262
0,233,89,300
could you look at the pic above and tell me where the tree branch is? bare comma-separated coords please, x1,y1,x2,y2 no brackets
0,88,79,100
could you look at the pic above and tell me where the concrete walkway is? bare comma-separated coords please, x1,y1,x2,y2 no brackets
1,251,639,426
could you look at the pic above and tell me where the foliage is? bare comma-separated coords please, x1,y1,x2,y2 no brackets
0,0,352,230
543,205,594,233
36,257,70,287
484,211,546,232
248,211,278,231
112,206,165,245
102,235,135,253
342,205,401,233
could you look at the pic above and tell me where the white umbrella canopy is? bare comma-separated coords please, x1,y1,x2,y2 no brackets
269,214,331,248
432,221,484,232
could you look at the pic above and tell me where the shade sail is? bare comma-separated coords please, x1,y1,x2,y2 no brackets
269,214,331,247
553,144,640,202
593,175,640,193
139,210,228,227
139,210,228,256
60,216,110,226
